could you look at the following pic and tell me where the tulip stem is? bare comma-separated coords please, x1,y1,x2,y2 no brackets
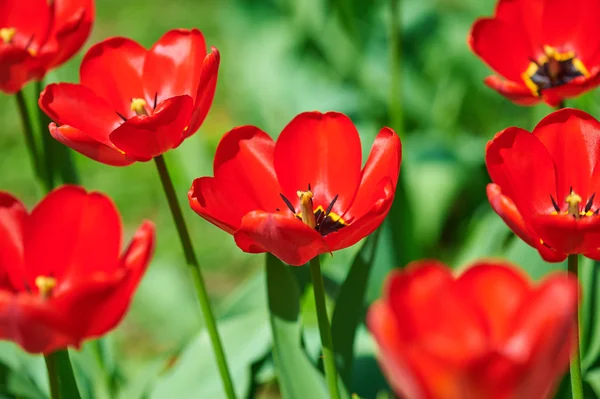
44,353,61,399
15,90,50,191
43,350,81,399
153,154,236,399
568,254,584,399
309,255,341,399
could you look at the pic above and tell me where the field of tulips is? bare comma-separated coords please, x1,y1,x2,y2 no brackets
3,0,600,398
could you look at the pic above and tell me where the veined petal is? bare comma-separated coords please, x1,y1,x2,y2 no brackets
187,47,220,136
483,76,541,106
0,193,26,291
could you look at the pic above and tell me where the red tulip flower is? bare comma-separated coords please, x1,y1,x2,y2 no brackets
368,261,578,399
0,185,155,354
0,0,94,94
486,108,600,261
38,28,220,166
189,112,401,266
469,0,600,106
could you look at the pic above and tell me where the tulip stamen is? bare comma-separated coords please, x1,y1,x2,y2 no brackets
130,98,148,116
585,193,596,213
35,275,57,300
153,92,158,111
522,45,589,96
550,194,561,213
0,27,16,44
279,187,346,236
116,111,128,122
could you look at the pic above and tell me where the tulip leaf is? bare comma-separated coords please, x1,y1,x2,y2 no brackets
266,253,329,399
582,258,600,371
331,231,380,389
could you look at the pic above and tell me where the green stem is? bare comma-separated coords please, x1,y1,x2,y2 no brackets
15,90,50,191
389,0,402,137
44,354,61,399
568,254,584,399
309,256,340,399
153,154,236,399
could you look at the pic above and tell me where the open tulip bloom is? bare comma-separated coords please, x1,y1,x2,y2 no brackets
368,261,579,399
0,0,94,94
469,0,600,106
188,111,402,266
0,186,155,354
486,108,600,261
38,28,219,166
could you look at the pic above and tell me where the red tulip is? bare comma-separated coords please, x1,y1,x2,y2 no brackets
0,185,155,354
38,29,220,166
368,260,578,399
486,108,600,261
469,0,600,106
188,111,401,266
0,0,94,94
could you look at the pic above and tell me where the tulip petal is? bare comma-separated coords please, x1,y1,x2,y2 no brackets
39,83,123,149
344,127,401,221
483,76,540,106
274,112,362,215
486,127,557,217
0,193,26,291
0,46,40,94
0,291,73,354
0,0,51,49
80,37,147,119
540,71,600,108
109,95,194,161
49,124,135,166
486,184,566,262
234,210,329,266
529,213,600,255
187,47,220,136
143,29,207,107
24,186,121,287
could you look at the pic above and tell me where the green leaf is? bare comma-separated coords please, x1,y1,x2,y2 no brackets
503,237,566,281
581,258,600,371
331,231,379,388
266,254,328,399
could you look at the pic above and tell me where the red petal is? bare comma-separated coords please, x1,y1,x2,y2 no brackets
485,127,557,217
0,193,26,291
541,0,584,51
0,0,51,48
189,125,281,233
483,76,540,106
540,71,600,107
109,95,193,161
455,262,530,345
344,127,401,221
233,211,329,266
529,214,600,255
143,29,207,108
80,37,147,119
24,186,122,288
486,184,566,262
52,221,154,339
0,291,73,354
49,124,135,166
325,177,394,251
505,273,578,398
187,47,220,136
533,108,600,204
39,83,123,148
274,112,362,215
43,0,94,69
469,18,534,82
0,46,39,94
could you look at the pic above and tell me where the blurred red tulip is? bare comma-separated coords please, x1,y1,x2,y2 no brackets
0,0,94,93
486,108,600,261
0,185,155,354
469,0,600,106
39,29,219,166
368,260,579,399
189,111,401,265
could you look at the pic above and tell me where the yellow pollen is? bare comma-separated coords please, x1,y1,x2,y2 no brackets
35,276,56,299
566,191,582,219
0,27,16,44
297,190,316,229
130,98,148,116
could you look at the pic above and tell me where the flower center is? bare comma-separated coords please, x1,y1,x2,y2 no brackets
279,185,347,236
550,188,597,218
0,27,16,44
523,45,590,96
35,275,56,300
130,98,149,116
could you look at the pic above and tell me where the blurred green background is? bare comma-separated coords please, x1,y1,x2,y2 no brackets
3,0,600,398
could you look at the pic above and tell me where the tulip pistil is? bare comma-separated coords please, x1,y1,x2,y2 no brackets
279,185,347,236
130,98,148,116
0,27,16,44
35,275,56,300
523,46,589,96
550,189,598,218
